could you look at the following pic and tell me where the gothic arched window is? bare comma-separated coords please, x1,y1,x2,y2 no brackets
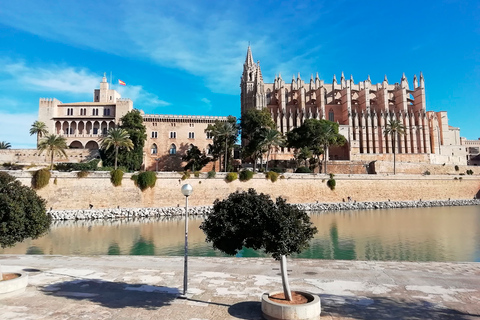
151,144,158,154
329,109,334,122
285,89,289,103
169,144,176,155
266,89,272,104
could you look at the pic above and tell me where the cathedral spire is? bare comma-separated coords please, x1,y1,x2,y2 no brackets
245,46,255,67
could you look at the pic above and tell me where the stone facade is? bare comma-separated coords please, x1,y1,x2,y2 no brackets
143,114,228,172
240,47,467,166
460,137,480,166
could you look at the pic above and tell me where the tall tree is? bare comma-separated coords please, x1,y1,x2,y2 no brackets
384,119,406,175
37,134,68,170
30,121,49,146
100,128,134,170
287,119,346,174
205,116,238,172
240,109,276,171
200,189,317,301
101,110,147,171
261,129,285,171
182,145,209,172
0,172,51,280
0,141,11,149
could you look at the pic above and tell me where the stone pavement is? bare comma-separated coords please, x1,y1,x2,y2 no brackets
0,255,479,320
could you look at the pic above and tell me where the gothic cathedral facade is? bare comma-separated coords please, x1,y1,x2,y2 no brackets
240,47,466,166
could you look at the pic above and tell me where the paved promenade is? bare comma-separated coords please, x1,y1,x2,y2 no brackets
1,255,479,319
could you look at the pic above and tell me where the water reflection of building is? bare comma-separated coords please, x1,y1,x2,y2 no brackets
2,207,478,262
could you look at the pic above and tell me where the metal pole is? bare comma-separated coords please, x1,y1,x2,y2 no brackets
183,195,189,296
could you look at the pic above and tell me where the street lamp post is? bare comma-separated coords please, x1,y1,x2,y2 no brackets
180,184,193,297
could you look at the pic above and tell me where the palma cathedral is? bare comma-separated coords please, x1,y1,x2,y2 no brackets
240,47,466,166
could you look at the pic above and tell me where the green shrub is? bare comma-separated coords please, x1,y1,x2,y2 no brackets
110,169,124,187
225,172,238,182
76,170,89,178
454,165,459,171
466,169,474,175
137,171,157,191
181,171,191,180
194,171,200,178
32,169,51,189
295,166,311,173
55,159,100,172
265,171,279,182
327,178,336,190
269,167,284,173
131,173,138,186
207,170,216,179
239,170,254,182
424,170,431,176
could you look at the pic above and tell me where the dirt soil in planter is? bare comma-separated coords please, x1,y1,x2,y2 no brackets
269,291,312,305
2,273,20,281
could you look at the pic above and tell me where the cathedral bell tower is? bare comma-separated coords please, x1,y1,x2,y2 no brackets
240,46,265,115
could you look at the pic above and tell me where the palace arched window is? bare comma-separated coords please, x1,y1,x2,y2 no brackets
151,144,158,154
169,144,176,155
285,89,289,103
329,109,334,122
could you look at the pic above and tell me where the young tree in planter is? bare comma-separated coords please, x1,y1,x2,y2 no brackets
0,172,52,279
200,189,317,301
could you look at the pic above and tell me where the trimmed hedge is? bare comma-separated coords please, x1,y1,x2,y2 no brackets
295,166,311,173
110,169,124,187
225,172,238,182
207,170,216,179
239,170,254,182
265,171,279,182
32,169,51,189
137,171,157,191
55,159,100,172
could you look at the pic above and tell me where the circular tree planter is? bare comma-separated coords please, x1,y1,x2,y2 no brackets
0,273,29,299
261,291,321,320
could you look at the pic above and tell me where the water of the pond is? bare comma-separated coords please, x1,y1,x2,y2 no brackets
2,205,479,262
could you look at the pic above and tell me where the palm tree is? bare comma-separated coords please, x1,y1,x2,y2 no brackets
38,134,68,170
0,141,11,149
384,119,406,175
100,128,134,170
207,120,238,172
261,129,285,171
317,121,346,174
30,121,49,146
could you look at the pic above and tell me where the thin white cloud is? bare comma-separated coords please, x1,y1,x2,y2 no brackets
0,59,169,107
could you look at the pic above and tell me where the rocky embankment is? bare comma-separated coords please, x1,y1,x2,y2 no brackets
48,199,480,220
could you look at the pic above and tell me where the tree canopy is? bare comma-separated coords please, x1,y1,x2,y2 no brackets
287,119,346,173
205,116,238,172
0,172,51,249
37,134,68,170
100,128,134,170
182,145,209,172
200,188,317,260
240,109,276,170
0,141,11,149
101,110,146,171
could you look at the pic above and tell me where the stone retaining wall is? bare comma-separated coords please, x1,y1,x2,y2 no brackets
49,199,480,220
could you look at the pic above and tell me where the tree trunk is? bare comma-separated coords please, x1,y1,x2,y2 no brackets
323,144,328,174
393,135,396,175
280,255,292,301
224,138,228,172
115,146,118,170
50,152,54,170
265,149,270,172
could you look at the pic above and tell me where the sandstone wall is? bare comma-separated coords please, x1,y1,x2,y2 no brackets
5,171,479,210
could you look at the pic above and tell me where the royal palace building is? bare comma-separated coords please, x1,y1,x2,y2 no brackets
240,47,466,166
38,74,227,171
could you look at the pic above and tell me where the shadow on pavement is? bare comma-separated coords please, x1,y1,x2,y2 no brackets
42,279,180,310
320,294,478,320
228,301,262,319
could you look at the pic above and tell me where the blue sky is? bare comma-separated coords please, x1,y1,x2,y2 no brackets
0,0,478,148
